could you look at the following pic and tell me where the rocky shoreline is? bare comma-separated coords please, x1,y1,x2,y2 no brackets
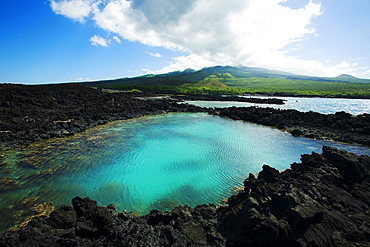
1,146,369,246
214,106,370,147
0,84,207,150
1,83,370,150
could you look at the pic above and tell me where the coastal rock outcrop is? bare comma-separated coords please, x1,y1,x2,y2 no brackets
219,146,370,246
0,84,207,150
1,146,369,246
215,106,370,147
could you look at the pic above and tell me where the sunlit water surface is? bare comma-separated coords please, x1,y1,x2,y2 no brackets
184,96,370,115
1,113,370,230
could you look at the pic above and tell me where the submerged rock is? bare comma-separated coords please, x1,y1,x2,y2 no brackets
13,202,55,230
1,146,369,246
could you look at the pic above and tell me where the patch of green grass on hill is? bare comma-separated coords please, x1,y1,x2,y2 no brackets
190,78,229,89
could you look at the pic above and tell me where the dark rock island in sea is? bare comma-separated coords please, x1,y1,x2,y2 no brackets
0,146,369,246
1,83,370,246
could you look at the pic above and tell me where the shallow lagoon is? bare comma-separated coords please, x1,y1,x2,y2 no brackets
1,112,370,230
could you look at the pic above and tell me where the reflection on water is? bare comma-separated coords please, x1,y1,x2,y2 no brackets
1,112,370,230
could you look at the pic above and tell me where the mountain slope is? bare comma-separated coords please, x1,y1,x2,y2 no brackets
83,66,370,97
85,66,370,88
336,74,358,79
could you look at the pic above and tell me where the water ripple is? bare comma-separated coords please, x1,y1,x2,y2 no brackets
1,113,370,230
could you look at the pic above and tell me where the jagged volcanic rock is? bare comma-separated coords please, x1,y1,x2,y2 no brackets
215,106,370,147
219,146,370,246
0,84,207,150
1,146,369,246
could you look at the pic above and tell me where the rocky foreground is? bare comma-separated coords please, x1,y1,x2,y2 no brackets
0,146,369,246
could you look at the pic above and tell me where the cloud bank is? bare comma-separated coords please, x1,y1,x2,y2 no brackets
49,0,362,77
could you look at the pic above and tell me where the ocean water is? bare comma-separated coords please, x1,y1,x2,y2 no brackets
184,96,370,115
1,112,370,230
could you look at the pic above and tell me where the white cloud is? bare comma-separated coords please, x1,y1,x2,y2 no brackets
360,69,370,76
91,0,322,59
113,36,121,44
146,52,162,58
50,0,366,77
154,54,216,74
50,0,100,22
72,77,92,81
89,35,110,47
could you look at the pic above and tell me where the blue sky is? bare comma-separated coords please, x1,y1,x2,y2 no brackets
1,0,370,84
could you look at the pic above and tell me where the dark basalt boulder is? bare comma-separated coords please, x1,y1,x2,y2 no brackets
1,146,369,246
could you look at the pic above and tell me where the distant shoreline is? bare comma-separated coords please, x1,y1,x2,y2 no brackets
242,92,370,99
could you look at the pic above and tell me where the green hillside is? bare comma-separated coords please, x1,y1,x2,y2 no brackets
191,78,230,89
84,66,370,98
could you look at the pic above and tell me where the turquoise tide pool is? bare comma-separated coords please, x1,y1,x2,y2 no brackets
1,113,370,230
